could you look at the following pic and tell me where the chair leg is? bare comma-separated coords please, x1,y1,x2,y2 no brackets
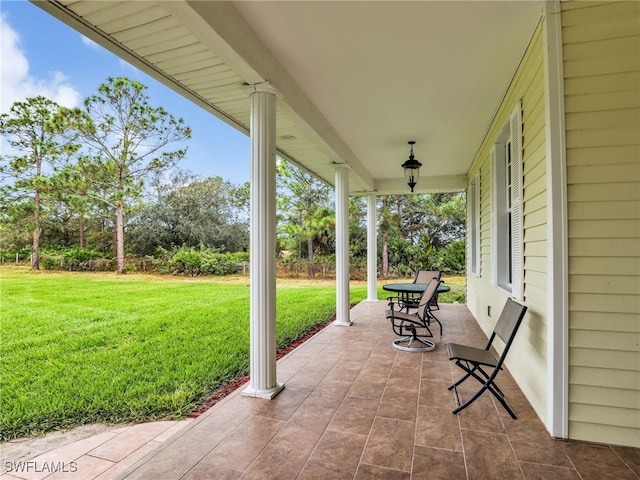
429,310,443,335
450,367,518,419
474,377,516,419
489,386,517,419
448,370,474,391
448,362,483,390
452,384,489,415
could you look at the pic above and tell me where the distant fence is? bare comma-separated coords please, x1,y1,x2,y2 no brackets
2,256,376,279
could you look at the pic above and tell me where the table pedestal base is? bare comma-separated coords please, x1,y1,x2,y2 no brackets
393,336,436,352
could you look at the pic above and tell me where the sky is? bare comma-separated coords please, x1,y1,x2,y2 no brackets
0,0,251,184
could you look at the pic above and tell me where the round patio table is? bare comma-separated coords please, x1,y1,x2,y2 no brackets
382,282,450,311
382,282,450,295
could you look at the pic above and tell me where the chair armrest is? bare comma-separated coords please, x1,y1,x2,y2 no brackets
387,295,401,310
388,310,419,322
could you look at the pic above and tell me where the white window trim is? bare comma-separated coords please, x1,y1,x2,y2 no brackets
491,101,523,300
469,172,481,276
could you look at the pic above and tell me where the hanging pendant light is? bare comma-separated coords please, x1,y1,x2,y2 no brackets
401,141,422,192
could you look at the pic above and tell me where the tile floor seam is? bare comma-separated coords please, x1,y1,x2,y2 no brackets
292,355,357,480
518,459,579,470
252,390,318,477
413,443,465,454
610,446,640,479
42,433,119,469
232,439,278,480
293,443,315,480
300,423,366,479
124,418,230,480
410,350,426,478
458,415,470,480
176,441,245,480
503,413,528,480
85,436,165,467
557,444,586,480
358,461,410,476
84,451,119,463
351,350,395,479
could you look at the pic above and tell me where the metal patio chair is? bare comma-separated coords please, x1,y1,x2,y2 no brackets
402,270,442,311
446,298,528,418
386,277,443,352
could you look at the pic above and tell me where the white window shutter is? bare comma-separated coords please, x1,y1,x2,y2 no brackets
510,101,524,299
474,171,481,277
469,172,481,276
490,148,497,287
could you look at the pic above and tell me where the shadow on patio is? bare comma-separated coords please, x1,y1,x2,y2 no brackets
117,301,638,480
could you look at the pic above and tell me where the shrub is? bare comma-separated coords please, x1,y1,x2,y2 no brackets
38,247,108,271
160,246,250,276
435,239,466,274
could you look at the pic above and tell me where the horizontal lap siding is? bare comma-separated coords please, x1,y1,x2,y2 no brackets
467,23,550,420
505,26,549,418
563,1,640,447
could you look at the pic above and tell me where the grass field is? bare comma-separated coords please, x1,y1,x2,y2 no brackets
0,267,464,440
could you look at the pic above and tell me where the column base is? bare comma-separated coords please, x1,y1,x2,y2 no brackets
241,383,285,400
334,320,353,327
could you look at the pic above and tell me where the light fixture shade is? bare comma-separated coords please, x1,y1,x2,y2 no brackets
401,141,422,192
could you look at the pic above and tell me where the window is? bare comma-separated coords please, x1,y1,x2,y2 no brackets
469,172,480,276
491,102,523,299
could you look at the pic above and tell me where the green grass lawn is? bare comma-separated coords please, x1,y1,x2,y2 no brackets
0,268,465,440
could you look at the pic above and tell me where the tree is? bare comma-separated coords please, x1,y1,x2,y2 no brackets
403,193,466,250
0,96,82,269
276,160,334,277
72,77,191,273
348,196,367,258
378,195,403,277
377,193,466,277
128,171,249,255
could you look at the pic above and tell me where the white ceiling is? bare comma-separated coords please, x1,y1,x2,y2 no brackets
35,0,544,194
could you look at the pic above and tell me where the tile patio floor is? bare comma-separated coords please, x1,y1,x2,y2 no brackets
2,301,638,479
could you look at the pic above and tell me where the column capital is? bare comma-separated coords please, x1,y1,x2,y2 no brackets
249,82,281,97
334,162,351,171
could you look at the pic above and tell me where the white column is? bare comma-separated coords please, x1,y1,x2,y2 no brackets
334,164,351,326
367,193,378,301
242,83,284,399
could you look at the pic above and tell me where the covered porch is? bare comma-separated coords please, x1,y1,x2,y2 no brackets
107,301,636,479
25,0,640,452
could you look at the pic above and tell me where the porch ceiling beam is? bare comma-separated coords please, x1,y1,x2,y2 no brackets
185,1,374,191
369,174,468,196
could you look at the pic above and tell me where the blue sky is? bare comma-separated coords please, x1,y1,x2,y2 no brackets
0,0,251,184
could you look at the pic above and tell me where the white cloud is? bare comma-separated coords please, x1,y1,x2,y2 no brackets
80,34,100,50
0,14,81,113
119,58,138,73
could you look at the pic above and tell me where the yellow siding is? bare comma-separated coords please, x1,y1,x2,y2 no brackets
466,22,550,421
563,0,640,447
